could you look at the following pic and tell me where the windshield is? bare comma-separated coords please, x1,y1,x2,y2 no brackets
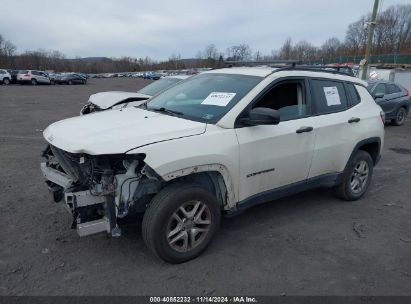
138,78,181,96
146,73,262,123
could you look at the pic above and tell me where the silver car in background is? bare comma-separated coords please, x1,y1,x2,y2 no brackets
17,70,51,85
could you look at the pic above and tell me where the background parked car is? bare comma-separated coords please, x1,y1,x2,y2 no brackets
6,69,18,84
17,70,51,85
55,73,87,85
80,75,189,114
0,69,12,85
367,80,410,126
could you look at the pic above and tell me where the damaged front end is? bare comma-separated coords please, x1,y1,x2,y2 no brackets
40,145,162,237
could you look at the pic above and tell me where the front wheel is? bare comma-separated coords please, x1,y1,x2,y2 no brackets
142,183,221,263
3,78,10,85
336,150,374,201
391,107,406,126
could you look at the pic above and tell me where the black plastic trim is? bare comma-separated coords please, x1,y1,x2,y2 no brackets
226,172,343,217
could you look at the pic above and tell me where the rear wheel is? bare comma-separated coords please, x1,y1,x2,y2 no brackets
142,183,221,263
391,107,406,126
3,78,10,85
336,150,373,201
68,80,73,85
31,79,37,85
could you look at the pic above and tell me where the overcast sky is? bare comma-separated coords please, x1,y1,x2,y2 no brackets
0,0,407,60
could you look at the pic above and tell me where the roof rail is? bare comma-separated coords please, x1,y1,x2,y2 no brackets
224,60,302,68
277,65,355,76
223,60,355,76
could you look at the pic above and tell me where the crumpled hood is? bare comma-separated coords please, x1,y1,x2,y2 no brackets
89,91,151,109
43,107,206,155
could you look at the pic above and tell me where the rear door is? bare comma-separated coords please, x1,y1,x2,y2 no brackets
39,72,50,84
373,83,400,117
308,79,358,178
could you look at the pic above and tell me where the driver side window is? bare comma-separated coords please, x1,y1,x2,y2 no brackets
252,80,308,121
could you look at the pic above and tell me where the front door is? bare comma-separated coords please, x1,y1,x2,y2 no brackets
235,79,316,202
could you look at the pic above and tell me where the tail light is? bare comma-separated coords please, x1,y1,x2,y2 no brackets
380,111,385,124
24,74,30,77
404,88,409,96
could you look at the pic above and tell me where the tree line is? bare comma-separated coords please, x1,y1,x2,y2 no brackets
0,4,409,73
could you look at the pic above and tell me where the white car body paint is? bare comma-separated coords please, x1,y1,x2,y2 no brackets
43,107,206,155
308,85,384,178
127,124,240,208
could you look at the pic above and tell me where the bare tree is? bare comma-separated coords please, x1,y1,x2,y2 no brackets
345,16,368,57
278,38,293,60
226,44,252,61
321,37,341,61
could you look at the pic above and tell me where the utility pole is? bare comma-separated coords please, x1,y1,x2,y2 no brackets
361,0,379,80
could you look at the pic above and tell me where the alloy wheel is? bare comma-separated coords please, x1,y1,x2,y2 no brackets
397,109,405,124
350,160,369,194
166,200,211,252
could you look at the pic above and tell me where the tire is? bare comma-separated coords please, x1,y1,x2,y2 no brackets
68,80,73,85
3,78,10,85
335,150,374,201
31,79,37,85
142,183,221,263
391,107,406,126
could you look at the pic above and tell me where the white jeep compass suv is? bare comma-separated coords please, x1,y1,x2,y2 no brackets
40,66,384,263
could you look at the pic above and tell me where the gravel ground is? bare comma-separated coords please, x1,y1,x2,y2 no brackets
0,78,411,296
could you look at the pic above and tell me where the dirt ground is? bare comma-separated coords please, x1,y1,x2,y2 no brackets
1,78,411,296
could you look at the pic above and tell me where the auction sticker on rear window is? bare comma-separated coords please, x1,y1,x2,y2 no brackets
201,92,236,107
323,86,341,106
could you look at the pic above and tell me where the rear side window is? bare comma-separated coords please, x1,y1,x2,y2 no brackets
374,83,386,94
311,79,348,114
386,84,402,94
346,83,361,106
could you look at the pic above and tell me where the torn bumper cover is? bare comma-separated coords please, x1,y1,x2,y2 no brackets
40,145,160,237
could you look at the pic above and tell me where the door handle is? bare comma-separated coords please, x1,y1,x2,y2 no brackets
348,117,361,123
296,126,313,134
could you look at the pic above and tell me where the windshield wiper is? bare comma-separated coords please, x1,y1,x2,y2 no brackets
149,107,184,116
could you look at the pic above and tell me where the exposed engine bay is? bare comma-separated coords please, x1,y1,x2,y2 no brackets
40,145,163,237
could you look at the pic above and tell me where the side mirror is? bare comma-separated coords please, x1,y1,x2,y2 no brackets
241,107,280,126
374,92,385,99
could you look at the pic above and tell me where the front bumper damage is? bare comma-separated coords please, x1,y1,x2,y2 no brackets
40,145,162,237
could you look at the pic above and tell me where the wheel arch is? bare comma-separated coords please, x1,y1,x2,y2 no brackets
161,164,237,210
346,137,381,169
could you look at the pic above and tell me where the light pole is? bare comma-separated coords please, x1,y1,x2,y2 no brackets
361,0,380,80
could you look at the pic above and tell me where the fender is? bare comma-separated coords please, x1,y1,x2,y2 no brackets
161,164,237,209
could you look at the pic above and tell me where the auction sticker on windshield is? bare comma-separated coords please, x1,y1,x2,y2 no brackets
201,92,236,107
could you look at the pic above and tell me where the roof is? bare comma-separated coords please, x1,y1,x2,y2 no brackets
166,75,191,80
